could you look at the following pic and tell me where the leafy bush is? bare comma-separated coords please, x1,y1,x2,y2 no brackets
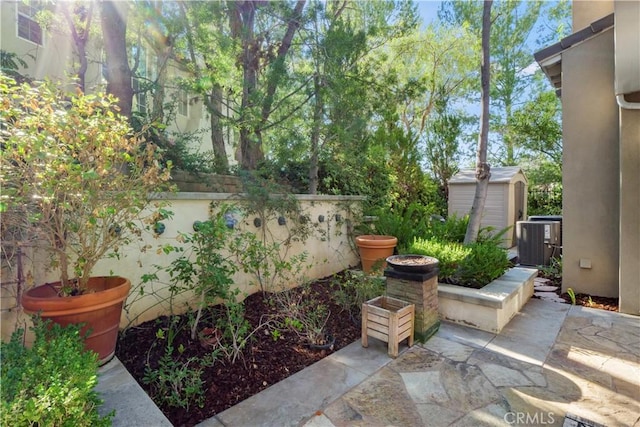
425,214,469,243
455,242,510,288
142,346,210,411
332,271,386,320
409,238,470,279
408,238,509,288
1,319,113,427
358,203,435,252
528,185,562,216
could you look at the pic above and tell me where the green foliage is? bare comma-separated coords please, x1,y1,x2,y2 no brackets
0,75,173,291
538,256,562,281
511,91,562,164
409,238,470,279
528,185,562,216
425,214,469,243
332,271,385,320
359,203,435,252
566,287,576,305
272,287,331,346
1,319,113,427
163,208,238,340
142,346,209,411
424,88,463,192
455,242,510,288
409,238,509,288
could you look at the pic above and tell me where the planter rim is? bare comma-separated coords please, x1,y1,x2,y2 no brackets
21,276,131,316
355,235,398,248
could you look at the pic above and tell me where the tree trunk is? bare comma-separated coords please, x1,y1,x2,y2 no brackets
61,2,93,93
233,1,261,169
210,85,229,173
464,0,493,245
232,0,306,170
309,73,324,194
101,1,133,119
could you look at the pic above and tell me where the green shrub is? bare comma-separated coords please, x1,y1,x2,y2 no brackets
455,242,510,288
425,214,469,243
142,346,210,411
359,203,434,252
1,319,113,427
408,238,509,288
332,271,386,320
409,238,470,279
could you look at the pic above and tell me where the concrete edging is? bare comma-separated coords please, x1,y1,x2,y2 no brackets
438,267,538,333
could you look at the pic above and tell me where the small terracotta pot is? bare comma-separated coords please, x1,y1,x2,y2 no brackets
21,276,131,365
355,235,398,274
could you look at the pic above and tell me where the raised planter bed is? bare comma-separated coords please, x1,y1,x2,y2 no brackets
362,295,414,358
437,267,538,334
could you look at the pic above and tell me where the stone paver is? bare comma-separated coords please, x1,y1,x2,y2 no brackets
304,300,639,427
96,358,172,427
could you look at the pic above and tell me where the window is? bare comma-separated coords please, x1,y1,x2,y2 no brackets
178,90,188,117
132,46,148,114
17,1,43,45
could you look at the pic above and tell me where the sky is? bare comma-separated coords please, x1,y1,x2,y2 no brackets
415,0,442,25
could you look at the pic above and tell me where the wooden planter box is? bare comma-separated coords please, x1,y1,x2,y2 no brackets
362,296,415,358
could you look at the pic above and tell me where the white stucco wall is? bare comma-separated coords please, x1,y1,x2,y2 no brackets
0,194,364,340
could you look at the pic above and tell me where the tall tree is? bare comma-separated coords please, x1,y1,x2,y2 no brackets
440,0,543,166
177,1,239,172
228,0,307,170
101,0,133,118
424,88,464,199
464,0,492,244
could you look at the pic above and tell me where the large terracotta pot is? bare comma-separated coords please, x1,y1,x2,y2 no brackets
355,235,398,274
21,276,131,365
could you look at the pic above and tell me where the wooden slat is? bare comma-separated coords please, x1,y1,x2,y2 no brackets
366,304,392,318
388,308,399,357
398,330,413,341
361,303,369,347
367,322,390,335
366,329,390,342
367,312,391,325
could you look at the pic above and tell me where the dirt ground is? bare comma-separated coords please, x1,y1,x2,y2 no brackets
116,274,360,426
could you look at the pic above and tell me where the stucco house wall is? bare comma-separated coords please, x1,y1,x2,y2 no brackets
619,106,640,314
573,0,613,31
536,0,639,315
561,29,620,298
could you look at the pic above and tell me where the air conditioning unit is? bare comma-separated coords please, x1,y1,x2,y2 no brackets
527,215,563,248
517,221,561,266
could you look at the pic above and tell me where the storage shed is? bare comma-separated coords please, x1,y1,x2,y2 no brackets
448,167,528,248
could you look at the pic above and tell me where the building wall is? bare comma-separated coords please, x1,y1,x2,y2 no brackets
572,0,613,31
561,29,620,297
0,1,103,90
619,106,640,315
0,1,229,161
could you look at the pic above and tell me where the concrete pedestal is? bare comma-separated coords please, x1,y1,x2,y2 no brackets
384,268,440,342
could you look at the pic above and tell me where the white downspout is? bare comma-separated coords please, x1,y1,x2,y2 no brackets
615,1,640,109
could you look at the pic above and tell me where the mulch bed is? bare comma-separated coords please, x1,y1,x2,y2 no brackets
536,270,619,312
116,273,361,427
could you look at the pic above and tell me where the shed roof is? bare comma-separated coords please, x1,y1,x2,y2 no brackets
449,167,527,184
